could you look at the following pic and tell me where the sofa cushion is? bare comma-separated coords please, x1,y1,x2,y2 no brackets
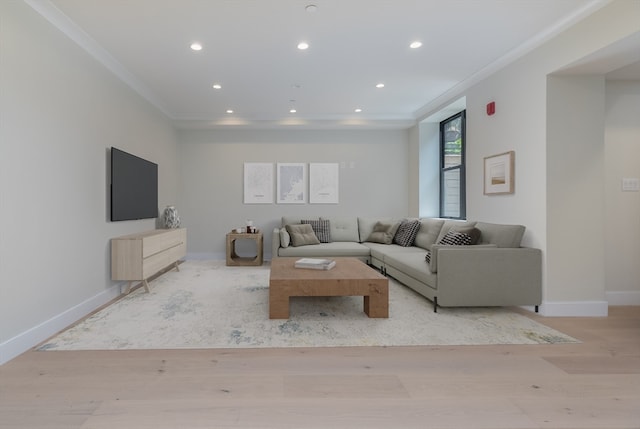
384,251,437,286
285,224,320,247
363,242,425,263
357,217,397,243
321,217,359,242
279,227,291,248
365,221,400,244
413,218,445,250
282,216,316,227
302,219,331,243
393,219,421,247
279,242,370,258
475,222,525,247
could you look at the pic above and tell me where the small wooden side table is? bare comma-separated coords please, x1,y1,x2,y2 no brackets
226,232,263,266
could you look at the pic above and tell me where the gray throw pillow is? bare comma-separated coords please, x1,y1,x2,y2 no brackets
279,227,290,248
285,224,320,247
366,221,400,244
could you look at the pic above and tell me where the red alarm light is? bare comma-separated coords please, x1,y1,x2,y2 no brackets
486,101,496,116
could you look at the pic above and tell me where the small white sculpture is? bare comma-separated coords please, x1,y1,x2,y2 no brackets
163,206,180,229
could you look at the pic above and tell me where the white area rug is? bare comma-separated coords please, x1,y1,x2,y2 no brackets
39,260,577,350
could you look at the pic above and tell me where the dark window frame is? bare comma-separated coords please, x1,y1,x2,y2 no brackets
439,110,466,219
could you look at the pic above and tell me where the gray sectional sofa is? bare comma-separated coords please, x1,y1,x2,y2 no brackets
271,216,542,312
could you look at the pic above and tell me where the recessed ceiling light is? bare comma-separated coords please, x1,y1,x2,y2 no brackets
376,83,385,88
305,4,317,12
409,41,423,49
190,42,203,51
354,108,362,113
289,109,297,113
212,84,222,89
297,42,309,50
226,109,233,114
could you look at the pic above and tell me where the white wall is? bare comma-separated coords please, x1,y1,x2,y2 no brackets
415,0,639,316
177,129,409,259
0,1,180,363
604,81,640,303
547,76,607,307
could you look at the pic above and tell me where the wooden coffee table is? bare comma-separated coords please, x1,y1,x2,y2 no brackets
269,257,389,319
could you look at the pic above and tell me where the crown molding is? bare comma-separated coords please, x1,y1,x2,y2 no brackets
25,0,172,118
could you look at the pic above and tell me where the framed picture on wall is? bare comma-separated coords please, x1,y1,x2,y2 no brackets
243,163,274,204
309,163,339,204
276,163,307,204
484,151,515,195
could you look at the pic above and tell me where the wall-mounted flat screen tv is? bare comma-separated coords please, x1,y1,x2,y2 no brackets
110,147,158,221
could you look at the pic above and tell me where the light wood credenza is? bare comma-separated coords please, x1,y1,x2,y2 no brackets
111,228,186,293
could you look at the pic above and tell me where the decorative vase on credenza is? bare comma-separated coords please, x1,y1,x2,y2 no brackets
163,205,180,229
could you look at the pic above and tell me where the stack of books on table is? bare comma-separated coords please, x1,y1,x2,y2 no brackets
294,258,336,270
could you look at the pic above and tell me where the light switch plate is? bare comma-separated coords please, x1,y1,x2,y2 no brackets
621,178,640,192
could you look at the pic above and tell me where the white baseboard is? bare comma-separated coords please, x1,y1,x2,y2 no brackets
0,284,122,365
606,290,640,306
539,300,609,317
187,252,224,260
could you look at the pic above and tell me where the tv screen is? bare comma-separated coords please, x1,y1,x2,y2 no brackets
110,147,158,221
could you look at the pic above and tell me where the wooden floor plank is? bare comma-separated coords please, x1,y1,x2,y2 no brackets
0,306,638,428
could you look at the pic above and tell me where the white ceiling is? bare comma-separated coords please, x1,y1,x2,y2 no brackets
28,0,619,129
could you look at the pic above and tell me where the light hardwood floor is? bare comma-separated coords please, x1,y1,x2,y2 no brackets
1,306,638,429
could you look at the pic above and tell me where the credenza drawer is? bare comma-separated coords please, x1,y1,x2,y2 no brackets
142,242,186,279
143,228,185,258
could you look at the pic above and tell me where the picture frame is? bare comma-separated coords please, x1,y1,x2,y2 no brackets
484,151,515,195
276,163,307,204
243,163,274,204
309,163,339,204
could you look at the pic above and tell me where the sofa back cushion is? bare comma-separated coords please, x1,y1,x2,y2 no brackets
321,217,360,242
413,218,445,250
475,222,525,248
282,216,315,227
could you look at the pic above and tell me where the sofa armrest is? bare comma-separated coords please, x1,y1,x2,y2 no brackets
271,227,281,258
436,246,542,307
429,244,496,272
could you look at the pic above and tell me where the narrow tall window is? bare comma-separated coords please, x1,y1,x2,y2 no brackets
440,111,466,219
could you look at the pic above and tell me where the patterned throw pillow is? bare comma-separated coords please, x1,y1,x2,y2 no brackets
301,219,331,243
425,230,474,265
393,219,421,247
439,230,473,246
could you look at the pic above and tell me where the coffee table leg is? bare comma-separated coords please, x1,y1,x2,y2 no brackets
364,285,389,318
269,291,290,319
